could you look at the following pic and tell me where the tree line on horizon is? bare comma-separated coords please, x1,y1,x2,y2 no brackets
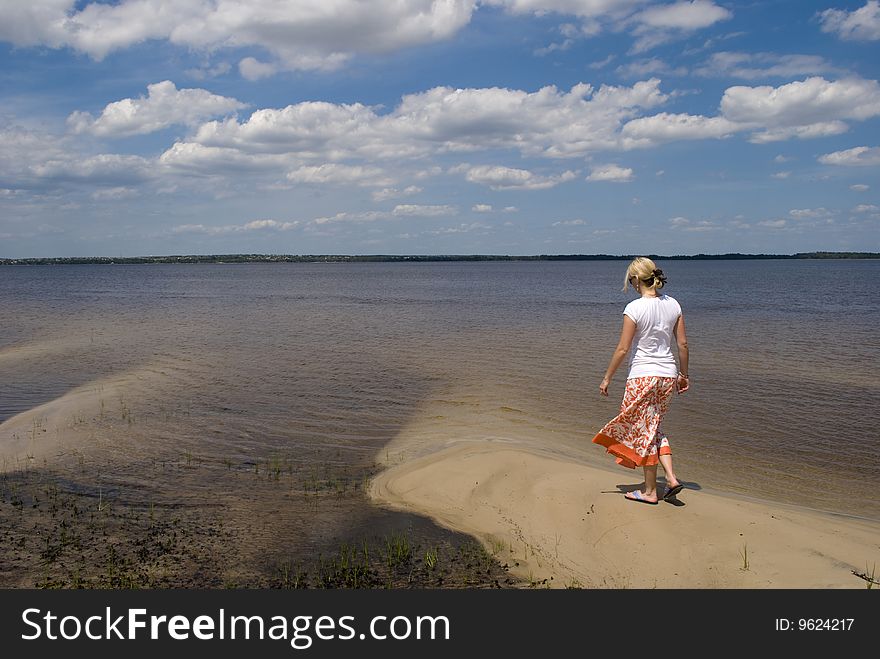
1,252,878,265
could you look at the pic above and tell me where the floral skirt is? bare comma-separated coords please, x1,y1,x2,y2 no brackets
592,376,676,469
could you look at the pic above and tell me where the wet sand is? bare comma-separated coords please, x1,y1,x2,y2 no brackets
371,441,880,588
0,365,517,589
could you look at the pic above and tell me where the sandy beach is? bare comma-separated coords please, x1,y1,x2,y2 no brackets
370,441,880,588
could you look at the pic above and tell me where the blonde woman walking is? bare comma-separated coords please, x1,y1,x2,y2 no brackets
592,257,689,504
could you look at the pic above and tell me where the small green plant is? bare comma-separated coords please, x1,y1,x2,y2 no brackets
739,542,749,571
852,563,878,589
424,547,438,570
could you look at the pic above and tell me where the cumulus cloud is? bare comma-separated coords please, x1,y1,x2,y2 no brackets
850,183,870,191
819,1,880,41
621,112,739,147
629,0,732,52
372,186,422,202
391,204,458,217
667,216,720,231
552,218,585,226
286,164,392,186
0,1,477,73
789,208,833,219
492,1,729,53
771,171,791,179
426,221,491,235
623,77,880,146
457,164,577,189
853,204,879,212
587,164,634,182
694,52,838,79
158,142,291,175
68,81,246,137
818,145,880,166
169,80,668,170
721,77,880,131
172,219,300,235
472,204,494,212
487,1,642,17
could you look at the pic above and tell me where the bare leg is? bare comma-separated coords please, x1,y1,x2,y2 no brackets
626,465,660,502
658,453,679,488
643,465,658,498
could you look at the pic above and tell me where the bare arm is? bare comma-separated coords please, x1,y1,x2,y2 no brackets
673,313,689,393
600,315,636,396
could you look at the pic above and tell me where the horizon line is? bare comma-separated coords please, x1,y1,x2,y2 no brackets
2,251,880,264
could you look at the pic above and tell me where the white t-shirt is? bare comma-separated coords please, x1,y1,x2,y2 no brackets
623,294,682,379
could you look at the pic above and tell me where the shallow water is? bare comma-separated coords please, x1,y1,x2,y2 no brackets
2,259,878,525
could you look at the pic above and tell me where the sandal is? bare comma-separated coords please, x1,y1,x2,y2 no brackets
625,490,658,505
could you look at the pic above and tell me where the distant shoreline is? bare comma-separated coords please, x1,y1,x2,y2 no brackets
2,251,879,265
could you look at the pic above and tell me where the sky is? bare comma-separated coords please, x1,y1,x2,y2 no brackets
0,0,878,257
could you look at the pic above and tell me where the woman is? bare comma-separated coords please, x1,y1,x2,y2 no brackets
591,257,689,504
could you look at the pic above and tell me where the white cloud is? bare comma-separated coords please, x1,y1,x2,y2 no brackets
853,204,879,213
819,1,880,41
721,77,880,140
774,155,791,163
615,58,688,78
172,219,299,235
372,186,422,202
0,1,478,74
159,142,291,175
630,0,732,52
311,211,391,225
238,58,280,81
32,154,154,186
587,164,634,182
694,52,838,79
286,164,392,186
182,80,668,164
391,204,458,217
818,146,880,166
789,208,832,219
748,122,849,144
90,186,139,201
667,216,720,231
589,54,616,69
487,1,643,18
472,204,494,212
68,81,246,137
634,0,730,29
621,112,739,147
458,164,578,189
427,221,491,235
850,183,870,191
185,61,232,81
771,171,791,179
552,219,585,226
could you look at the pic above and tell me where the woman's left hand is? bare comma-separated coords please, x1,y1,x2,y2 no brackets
599,378,610,396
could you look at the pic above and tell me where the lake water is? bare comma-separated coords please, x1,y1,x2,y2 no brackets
2,259,878,530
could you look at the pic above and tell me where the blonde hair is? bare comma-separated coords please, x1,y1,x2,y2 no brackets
623,257,667,292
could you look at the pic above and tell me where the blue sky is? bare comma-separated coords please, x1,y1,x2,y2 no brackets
1,0,878,257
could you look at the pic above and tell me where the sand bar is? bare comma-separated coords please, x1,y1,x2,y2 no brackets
370,442,880,588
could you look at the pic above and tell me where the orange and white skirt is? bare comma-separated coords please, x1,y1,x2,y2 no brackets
592,376,676,469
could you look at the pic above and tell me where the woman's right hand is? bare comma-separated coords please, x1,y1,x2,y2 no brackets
599,377,610,396
676,374,689,394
